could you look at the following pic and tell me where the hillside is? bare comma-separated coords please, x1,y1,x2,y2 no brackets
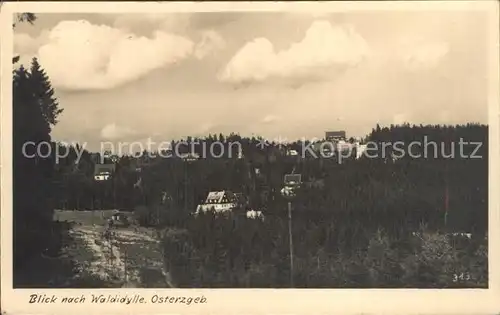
16,210,171,288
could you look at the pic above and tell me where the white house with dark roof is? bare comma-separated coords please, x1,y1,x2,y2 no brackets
195,190,240,214
94,163,116,181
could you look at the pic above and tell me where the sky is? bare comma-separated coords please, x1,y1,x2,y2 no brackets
13,11,490,151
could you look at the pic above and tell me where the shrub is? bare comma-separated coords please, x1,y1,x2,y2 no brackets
161,214,487,288
400,228,487,288
161,228,200,287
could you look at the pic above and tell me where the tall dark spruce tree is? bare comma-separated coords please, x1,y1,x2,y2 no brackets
29,58,63,128
13,51,63,271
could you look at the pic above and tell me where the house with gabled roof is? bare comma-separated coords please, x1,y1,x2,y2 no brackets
94,163,116,181
195,190,244,214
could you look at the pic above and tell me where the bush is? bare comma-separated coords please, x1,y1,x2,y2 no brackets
160,213,487,288
161,228,200,287
400,228,487,288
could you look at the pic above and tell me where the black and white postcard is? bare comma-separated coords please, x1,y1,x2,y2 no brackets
1,1,499,314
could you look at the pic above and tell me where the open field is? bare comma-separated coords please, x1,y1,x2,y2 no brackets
54,209,119,226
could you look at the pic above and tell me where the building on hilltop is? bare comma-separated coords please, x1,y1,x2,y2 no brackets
325,130,346,142
94,163,116,181
179,152,200,162
312,138,368,161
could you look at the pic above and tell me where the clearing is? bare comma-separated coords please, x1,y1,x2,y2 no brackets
16,210,172,288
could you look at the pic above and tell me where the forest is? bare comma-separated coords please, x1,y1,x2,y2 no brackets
13,13,488,288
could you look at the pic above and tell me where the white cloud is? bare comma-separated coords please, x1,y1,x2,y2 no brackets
15,20,227,90
219,20,369,85
14,33,38,55
261,115,281,124
198,122,215,134
100,123,136,140
393,113,409,125
194,30,226,60
14,31,50,66
17,20,196,90
112,13,192,34
399,39,450,71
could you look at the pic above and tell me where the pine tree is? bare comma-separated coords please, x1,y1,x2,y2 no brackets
29,57,63,128
13,49,64,281
13,13,36,27
13,65,53,270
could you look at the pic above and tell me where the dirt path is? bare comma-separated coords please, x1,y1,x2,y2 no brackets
70,226,125,283
72,225,172,287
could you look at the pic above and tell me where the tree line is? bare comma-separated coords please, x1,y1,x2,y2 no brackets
49,123,487,234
